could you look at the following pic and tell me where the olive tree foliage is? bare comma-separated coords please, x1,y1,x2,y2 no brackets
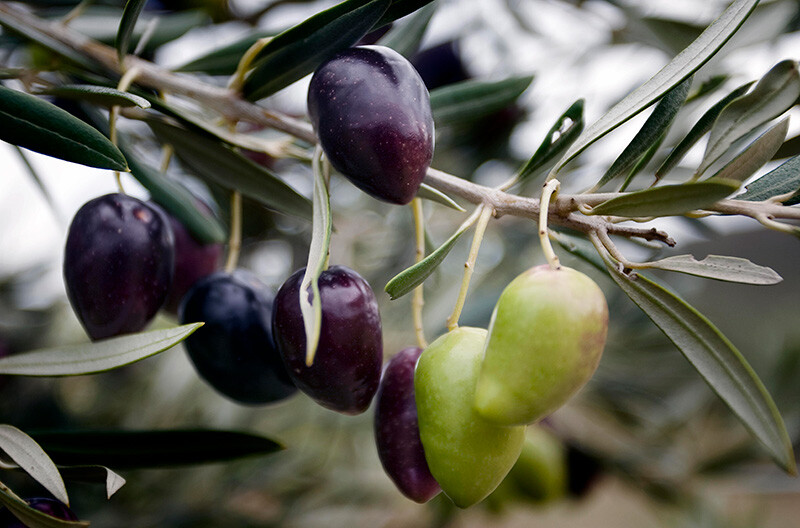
0,0,799,525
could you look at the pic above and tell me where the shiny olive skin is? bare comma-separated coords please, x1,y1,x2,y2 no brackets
415,327,525,508
162,211,223,315
374,347,441,503
474,265,608,426
64,193,174,341
179,269,296,405
272,266,383,414
308,45,434,205
0,497,78,526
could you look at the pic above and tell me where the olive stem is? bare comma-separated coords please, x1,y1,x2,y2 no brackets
159,144,174,174
539,179,562,270
228,37,271,93
109,65,141,194
446,205,494,332
224,191,242,273
411,198,428,348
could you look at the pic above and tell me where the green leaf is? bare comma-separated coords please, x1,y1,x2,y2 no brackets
595,76,692,190
0,425,68,505
35,84,151,108
601,256,796,474
379,1,436,57
640,16,704,55
552,0,760,174
385,209,481,299
29,429,283,469
685,75,730,104
698,60,800,177
618,129,667,192
0,86,128,171
517,99,584,182
174,30,273,75
373,0,436,29
641,255,782,284
588,180,739,217
430,75,533,127
0,323,202,377
116,0,148,60
0,481,88,528
656,82,754,179
415,183,465,211
148,120,312,221
738,154,800,204
710,117,789,183
242,0,391,101
299,152,333,366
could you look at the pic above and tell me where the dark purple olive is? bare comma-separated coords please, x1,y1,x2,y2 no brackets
411,41,471,90
179,269,296,405
0,497,78,526
272,265,383,414
375,347,441,503
162,211,223,315
307,45,434,205
64,193,174,341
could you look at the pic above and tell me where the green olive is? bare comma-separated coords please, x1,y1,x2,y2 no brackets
474,265,608,425
415,327,525,508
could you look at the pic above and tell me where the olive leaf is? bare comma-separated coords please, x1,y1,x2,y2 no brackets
415,183,465,211
34,84,151,109
374,0,436,29
709,117,789,183
242,0,391,101
594,76,692,190
0,482,87,528
640,255,782,284
588,179,740,217
516,99,584,183
656,82,754,179
697,60,800,177
116,0,148,60
0,86,128,171
738,154,800,204
553,0,760,174
379,1,436,57
0,323,202,377
56,466,125,499
601,253,796,474
0,425,69,506
300,152,333,366
28,429,283,469
429,75,533,127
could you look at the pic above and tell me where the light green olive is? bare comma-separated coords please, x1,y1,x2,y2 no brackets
415,327,525,508
474,265,608,426
508,424,567,502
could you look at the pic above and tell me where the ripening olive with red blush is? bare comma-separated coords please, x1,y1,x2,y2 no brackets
64,193,174,341
179,269,296,405
272,266,383,414
307,45,434,205
374,347,441,503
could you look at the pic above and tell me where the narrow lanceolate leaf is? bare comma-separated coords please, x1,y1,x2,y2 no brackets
380,1,436,57
149,121,312,221
552,0,760,174
738,155,800,204
242,0,390,101
415,183,465,211
0,426,68,505
430,75,533,127
0,482,87,528
710,117,789,183
641,255,782,284
300,153,332,366
29,429,283,469
174,30,273,75
601,256,796,474
385,208,482,299
373,0,436,29
57,466,125,499
517,99,584,182
656,82,754,179
619,130,666,192
697,60,800,177
0,324,202,377
0,86,128,171
116,0,148,60
595,76,692,190
588,179,740,217
35,85,151,109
